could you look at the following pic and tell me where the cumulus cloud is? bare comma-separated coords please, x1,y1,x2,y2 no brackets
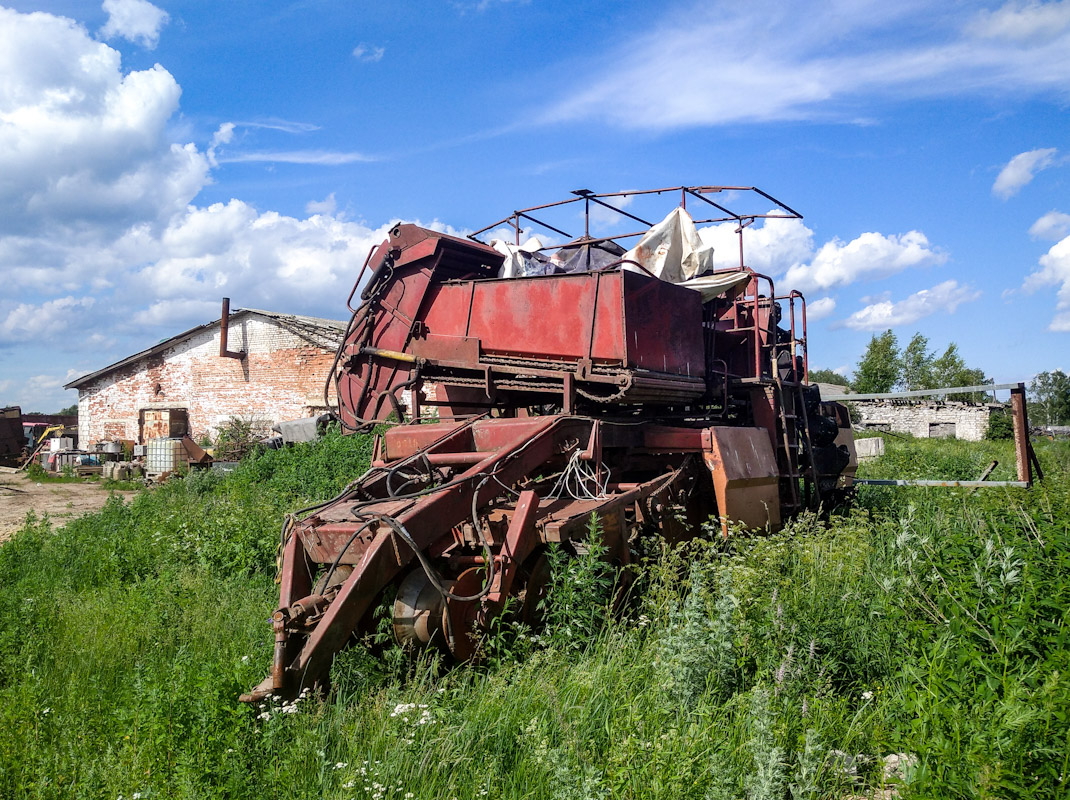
0,296,96,345
993,148,1059,199
698,214,814,274
127,201,388,323
352,43,385,62
545,2,1070,130
807,297,836,320
840,280,981,330
100,0,169,49
306,193,338,216
694,214,945,293
0,7,206,253
1023,234,1070,331
784,231,946,292
0,6,385,348
1029,210,1070,241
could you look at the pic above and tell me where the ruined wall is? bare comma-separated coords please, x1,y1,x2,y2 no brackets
854,401,998,441
77,316,338,445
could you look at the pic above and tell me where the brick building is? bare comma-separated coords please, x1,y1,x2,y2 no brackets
65,308,346,445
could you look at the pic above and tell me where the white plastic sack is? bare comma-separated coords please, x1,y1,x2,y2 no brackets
622,207,715,283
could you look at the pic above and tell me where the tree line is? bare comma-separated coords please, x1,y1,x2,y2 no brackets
810,330,1070,426
810,330,989,398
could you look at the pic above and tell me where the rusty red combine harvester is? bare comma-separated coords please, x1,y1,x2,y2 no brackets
242,186,856,703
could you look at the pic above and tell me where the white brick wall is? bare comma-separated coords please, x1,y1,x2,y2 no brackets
77,315,339,445
853,401,999,441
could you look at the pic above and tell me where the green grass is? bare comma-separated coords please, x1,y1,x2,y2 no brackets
1,433,1068,799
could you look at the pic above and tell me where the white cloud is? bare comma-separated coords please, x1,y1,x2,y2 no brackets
235,119,320,134
695,214,945,293
217,150,376,165
1023,233,1070,331
0,6,386,349
785,231,946,292
100,0,169,49
993,148,1059,199
0,372,76,412
699,214,814,274
352,43,385,63
0,296,96,345
306,193,338,216
807,297,836,320
840,280,981,330
1029,210,1070,241
0,7,206,254
127,201,388,320
206,122,235,167
545,2,1070,130
967,0,1070,44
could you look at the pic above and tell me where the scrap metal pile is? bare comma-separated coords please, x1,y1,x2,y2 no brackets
242,186,857,703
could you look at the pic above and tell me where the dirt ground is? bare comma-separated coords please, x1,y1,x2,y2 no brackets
0,470,137,544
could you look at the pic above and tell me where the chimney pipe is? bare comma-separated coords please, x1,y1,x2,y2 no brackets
219,297,246,360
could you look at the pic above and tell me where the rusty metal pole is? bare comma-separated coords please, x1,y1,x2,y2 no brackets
219,297,246,360
1010,383,1032,487
220,297,230,358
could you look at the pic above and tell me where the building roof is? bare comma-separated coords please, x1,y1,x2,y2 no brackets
64,308,348,390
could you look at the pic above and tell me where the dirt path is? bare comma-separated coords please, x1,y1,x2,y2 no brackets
0,471,138,543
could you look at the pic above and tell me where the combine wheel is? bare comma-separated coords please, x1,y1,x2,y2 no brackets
392,569,446,647
391,566,486,659
515,551,551,628
443,567,484,660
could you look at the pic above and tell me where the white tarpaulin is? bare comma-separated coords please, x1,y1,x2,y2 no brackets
679,271,752,302
491,236,554,278
622,206,715,283
550,239,626,273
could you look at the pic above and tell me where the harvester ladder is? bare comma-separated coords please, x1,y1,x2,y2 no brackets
773,380,801,513
773,380,822,513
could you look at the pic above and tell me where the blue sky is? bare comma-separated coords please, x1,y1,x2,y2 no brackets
1,0,1069,410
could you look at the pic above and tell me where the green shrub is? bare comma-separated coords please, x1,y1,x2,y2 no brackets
985,408,1014,439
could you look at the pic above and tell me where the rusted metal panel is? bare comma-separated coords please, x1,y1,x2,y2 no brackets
1010,384,1032,486
140,410,170,441
622,270,705,376
702,426,781,535
409,333,480,364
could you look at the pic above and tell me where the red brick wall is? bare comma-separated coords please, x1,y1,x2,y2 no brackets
77,315,339,445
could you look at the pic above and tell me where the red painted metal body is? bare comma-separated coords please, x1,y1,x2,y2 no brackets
243,187,858,704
